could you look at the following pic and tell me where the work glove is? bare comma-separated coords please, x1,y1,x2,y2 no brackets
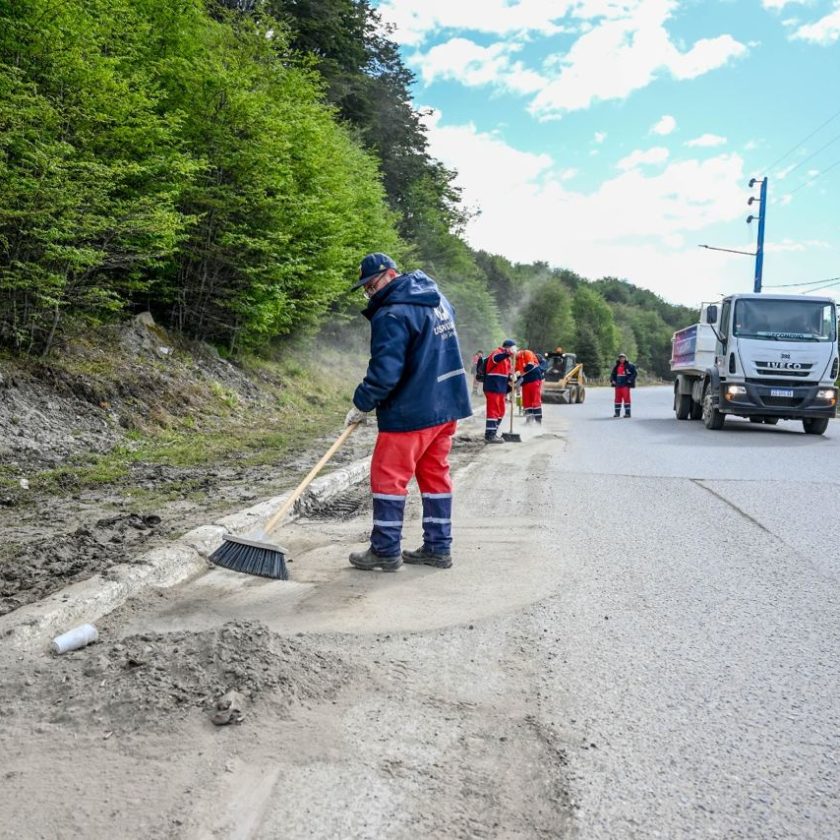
345,405,370,426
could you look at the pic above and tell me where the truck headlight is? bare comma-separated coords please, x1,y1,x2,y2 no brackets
817,388,837,405
725,384,746,401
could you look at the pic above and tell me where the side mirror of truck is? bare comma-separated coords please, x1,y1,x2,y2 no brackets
705,305,718,324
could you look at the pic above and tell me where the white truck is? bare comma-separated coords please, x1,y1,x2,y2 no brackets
670,293,838,434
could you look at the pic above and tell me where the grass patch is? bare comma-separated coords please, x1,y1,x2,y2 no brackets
18,349,360,496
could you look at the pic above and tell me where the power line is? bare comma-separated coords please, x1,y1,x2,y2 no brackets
760,106,840,174
799,280,840,295
776,129,840,180
764,276,840,289
788,156,840,196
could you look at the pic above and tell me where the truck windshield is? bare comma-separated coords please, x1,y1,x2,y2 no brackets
733,299,836,342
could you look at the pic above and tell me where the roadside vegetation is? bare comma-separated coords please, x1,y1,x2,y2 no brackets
0,0,696,503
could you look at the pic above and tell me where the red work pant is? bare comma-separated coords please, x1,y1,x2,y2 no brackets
371,421,456,495
484,391,507,439
521,381,541,409
614,386,631,406
484,391,506,420
369,421,456,556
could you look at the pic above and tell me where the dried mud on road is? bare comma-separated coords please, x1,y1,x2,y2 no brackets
1,616,574,840
0,419,575,839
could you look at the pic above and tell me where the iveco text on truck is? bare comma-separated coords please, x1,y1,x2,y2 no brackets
670,293,838,435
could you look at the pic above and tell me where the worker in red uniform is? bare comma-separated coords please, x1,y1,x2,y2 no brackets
483,339,516,442
516,348,544,424
609,352,637,417
345,253,472,571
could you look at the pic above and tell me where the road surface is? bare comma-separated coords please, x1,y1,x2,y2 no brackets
2,386,838,839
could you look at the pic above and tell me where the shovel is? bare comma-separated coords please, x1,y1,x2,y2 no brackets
502,350,522,442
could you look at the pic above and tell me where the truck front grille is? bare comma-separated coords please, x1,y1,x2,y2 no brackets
754,362,813,378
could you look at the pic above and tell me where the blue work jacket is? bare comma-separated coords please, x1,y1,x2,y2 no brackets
353,271,472,432
610,361,638,387
482,348,513,394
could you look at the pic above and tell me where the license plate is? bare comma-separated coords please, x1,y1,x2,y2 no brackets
770,389,794,398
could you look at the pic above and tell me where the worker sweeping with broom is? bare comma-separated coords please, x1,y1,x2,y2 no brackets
483,339,516,442
345,253,472,571
516,347,544,424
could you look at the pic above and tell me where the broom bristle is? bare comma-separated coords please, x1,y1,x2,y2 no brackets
210,537,289,580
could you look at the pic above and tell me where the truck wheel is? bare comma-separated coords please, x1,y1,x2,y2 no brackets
567,385,578,404
690,400,703,420
749,416,763,424
702,385,725,430
802,417,829,435
675,393,691,420
577,386,585,404
763,418,778,426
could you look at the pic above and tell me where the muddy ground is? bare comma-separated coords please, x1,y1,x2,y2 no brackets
0,316,572,840
0,314,380,616
0,419,566,840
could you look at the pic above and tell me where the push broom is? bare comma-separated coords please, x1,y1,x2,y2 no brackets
502,350,522,443
210,422,360,580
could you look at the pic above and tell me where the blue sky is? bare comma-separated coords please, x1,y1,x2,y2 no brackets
374,0,840,307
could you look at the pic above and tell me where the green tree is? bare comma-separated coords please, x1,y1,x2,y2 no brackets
0,0,192,351
572,285,619,362
517,280,574,353
574,330,603,378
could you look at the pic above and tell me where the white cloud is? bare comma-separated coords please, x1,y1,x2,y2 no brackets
765,238,830,253
528,2,748,117
421,113,750,304
616,147,670,170
685,134,727,148
414,38,545,94
651,115,676,135
594,131,607,144
761,0,806,11
388,1,747,116
792,3,840,44
776,162,798,179
376,0,575,46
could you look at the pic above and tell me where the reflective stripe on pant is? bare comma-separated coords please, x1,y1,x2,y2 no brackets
522,381,543,423
614,385,631,415
484,391,506,438
370,421,456,556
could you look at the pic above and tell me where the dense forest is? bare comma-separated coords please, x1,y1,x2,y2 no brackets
0,0,695,377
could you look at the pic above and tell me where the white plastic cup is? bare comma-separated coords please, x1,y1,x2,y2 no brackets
51,624,99,654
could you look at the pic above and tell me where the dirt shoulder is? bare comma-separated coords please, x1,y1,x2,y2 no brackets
0,419,574,840
0,315,372,616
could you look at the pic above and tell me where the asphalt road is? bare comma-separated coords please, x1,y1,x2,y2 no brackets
528,385,840,838
6,385,838,839
145,386,840,838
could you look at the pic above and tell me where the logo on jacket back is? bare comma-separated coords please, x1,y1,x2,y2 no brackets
433,304,455,339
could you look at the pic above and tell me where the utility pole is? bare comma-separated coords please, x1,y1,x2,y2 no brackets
747,177,768,293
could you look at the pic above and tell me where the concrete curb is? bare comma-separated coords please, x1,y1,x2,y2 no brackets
0,456,374,653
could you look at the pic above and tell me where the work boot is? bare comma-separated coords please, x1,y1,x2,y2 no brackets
485,436,505,444
348,547,402,572
624,412,631,419
402,546,452,569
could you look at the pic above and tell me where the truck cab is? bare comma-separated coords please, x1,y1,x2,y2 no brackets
672,293,838,434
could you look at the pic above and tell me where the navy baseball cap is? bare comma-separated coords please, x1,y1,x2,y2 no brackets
502,339,516,347
352,253,398,289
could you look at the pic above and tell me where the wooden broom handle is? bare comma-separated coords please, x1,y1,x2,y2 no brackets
263,422,360,536
510,350,517,432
